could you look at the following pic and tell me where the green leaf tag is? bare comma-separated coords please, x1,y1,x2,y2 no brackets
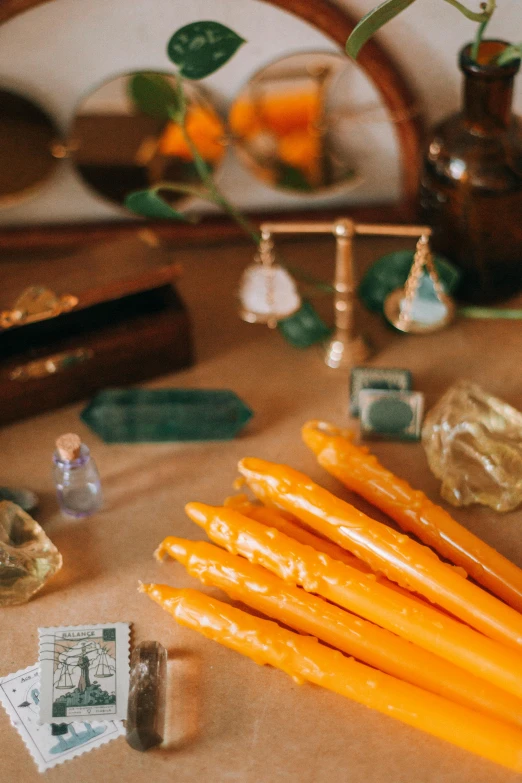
346,0,417,59
125,190,187,220
128,72,180,120
167,21,245,79
277,300,332,349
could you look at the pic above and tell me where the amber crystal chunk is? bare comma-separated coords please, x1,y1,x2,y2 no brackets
422,380,522,511
0,501,62,606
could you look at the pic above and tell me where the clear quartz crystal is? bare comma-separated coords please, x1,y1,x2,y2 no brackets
126,641,167,752
422,380,522,511
0,501,62,606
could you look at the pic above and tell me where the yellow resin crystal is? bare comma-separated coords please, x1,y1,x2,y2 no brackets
0,501,62,606
422,381,522,511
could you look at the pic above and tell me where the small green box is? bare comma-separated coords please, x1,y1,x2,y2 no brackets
350,367,412,416
359,389,424,441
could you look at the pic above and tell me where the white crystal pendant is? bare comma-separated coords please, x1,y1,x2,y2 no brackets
239,263,301,326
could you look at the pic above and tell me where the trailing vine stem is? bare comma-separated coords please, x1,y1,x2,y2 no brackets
161,78,335,294
470,0,497,62
441,0,492,23
171,79,261,246
347,0,501,65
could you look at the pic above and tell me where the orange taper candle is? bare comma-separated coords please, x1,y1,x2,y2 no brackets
185,503,522,699
158,535,522,728
224,494,436,606
140,585,522,773
237,458,522,651
302,420,522,613
224,494,371,570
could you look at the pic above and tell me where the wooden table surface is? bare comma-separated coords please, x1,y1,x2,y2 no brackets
1,235,521,783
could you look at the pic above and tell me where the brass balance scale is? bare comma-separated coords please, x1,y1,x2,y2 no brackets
238,217,456,369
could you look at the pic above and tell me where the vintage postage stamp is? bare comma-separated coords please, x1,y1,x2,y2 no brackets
0,664,124,772
38,622,130,723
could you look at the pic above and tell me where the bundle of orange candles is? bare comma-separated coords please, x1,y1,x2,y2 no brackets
141,420,522,773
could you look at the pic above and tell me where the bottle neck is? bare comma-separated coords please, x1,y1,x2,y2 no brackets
460,41,519,135
463,73,514,133
53,443,91,468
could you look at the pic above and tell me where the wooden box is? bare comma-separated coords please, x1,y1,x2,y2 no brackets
0,234,193,425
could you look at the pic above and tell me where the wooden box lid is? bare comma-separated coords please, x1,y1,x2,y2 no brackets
0,232,182,320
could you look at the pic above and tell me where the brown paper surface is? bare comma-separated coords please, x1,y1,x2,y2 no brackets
1,236,521,783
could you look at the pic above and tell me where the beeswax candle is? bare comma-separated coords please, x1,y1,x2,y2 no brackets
140,585,522,773
224,494,372,570
302,421,522,612
238,458,522,651
224,495,436,606
158,535,522,728
186,503,522,699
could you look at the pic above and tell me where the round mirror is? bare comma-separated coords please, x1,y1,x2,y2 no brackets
229,52,364,196
0,88,62,208
69,71,226,209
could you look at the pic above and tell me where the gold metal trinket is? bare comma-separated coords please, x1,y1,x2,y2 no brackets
384,235,456,334
252,218,437,369
238,231,301,328
0,286,78,330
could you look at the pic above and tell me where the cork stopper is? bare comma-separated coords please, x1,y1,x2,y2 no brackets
56,433,82,461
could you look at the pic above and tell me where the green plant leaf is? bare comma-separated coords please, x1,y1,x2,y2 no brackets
167,21,245,79
277,300,332,349
125,190,188,220
128,72,180,120
346,0,417,59
497,43,522,66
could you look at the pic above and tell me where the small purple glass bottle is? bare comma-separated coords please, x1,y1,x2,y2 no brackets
53,433,103,518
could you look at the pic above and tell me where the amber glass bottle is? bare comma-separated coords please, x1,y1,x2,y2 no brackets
420,41,522,303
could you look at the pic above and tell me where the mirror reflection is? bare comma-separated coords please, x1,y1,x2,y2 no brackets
69,71,226,208
229,52,360,195
0,53,377,214
0,88,62,208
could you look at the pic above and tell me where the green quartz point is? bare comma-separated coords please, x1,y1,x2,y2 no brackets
81,388,253,443
0,501,62,606
126,641,167,752
277,300,332,349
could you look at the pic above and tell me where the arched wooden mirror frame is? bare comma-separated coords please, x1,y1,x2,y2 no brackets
0,0,423,249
